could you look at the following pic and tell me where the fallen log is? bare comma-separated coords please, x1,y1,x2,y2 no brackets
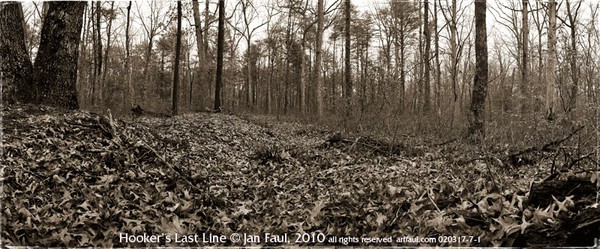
528,178,596,207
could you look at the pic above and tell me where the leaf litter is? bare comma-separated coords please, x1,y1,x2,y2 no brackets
1,105,598,247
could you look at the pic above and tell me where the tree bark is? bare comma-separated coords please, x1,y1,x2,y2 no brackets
521,0,529,113
434,0,441,115
0,2,33,104
95,1,102,106
314,0,325,117
101,1,114,86
214,0,225,111
125,1,132,109
192,0,205,110
423,0,431,113
468,0,488,142
172,1,182,115
344,0,352,102
545,0,557,119
565,0,581,114
33,1,86,110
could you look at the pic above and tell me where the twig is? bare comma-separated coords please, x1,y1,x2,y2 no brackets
427,190,442,213
348,137,361,151
134,140,203,192
566,153,594,170
511,126,584,159
432,138,458,147
575,218,600,230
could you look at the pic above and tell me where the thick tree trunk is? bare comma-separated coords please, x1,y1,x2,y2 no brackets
204,0,212,106
468,0,488,142
214,0,224,111
0,2,33,104
76,5,88,106
191,0,205,110
172,1,182,115
33,1,86,110
545,0,557,119
192,0,205,69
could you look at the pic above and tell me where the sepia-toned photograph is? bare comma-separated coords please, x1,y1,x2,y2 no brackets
1,0,599,247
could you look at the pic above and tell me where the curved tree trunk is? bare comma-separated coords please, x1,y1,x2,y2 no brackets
33,1,86,110
0,2,33,104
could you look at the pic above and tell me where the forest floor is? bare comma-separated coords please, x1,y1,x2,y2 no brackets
2,104,599,247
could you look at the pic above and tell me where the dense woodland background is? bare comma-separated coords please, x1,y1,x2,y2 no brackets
1,0,598,141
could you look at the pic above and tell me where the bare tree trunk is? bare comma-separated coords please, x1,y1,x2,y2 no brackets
521,0,529,113
299,38,306,114
416,0,423,113
332,36,337,109
267,45,274,114
125,1,132,109
468,0,488,142
214,0,225,111
344,0,352,102
0,2,33,104
423,0,431,113
313,0,324,117
33,2,86,110
205,0,212,106
102,1,114,85
247,39,253,109
95,1,102,106
545,0,558,119
565,0,582,114
192,0,205,110
283,7,293,114
41,2,49,23
434,0,441,116
204,0,210,56
186,48,192,110
90,4,97,105
172,1,182,115
447,0,459,129
533,0,545,111
77,5,88,107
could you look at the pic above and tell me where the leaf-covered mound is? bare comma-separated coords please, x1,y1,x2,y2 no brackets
1,105,598,247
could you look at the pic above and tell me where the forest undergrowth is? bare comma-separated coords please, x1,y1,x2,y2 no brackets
2,104,599,247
